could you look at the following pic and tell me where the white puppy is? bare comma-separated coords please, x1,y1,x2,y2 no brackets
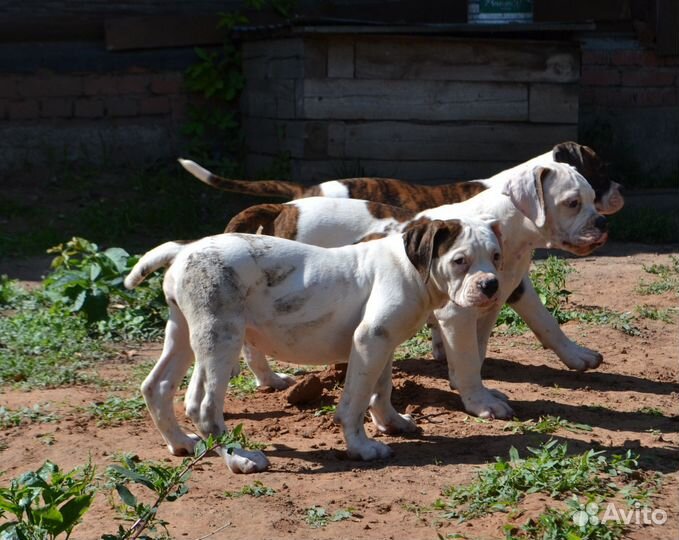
125,217,502,473
238,163,609,419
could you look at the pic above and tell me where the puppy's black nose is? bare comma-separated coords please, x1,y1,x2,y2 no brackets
594,215,608,231
478,277,499,298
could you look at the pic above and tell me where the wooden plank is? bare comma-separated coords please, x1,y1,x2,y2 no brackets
327,38,355,78
241,79,297,119
242,39,305,80
301,79,528,121
298,0,466,24
355,37,579,83
330,121,578,161
529,84,579,124
242,118,328,159
533,0,631,22
656,0,679,56
105,15,226,51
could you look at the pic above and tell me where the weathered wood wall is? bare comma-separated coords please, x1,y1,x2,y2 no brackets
241,35,579,183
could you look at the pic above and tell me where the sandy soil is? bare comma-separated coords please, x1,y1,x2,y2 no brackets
1,244,678,540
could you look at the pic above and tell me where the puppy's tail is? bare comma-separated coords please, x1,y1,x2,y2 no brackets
179,158,306,200
124,241,187,289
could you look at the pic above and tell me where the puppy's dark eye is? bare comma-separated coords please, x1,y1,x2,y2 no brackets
566,199,579,209
454,257,466,265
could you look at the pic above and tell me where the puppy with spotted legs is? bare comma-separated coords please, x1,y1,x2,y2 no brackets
125,217,503,472
223,163,609,419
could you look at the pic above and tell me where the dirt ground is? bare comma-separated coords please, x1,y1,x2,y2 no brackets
1,243,678,540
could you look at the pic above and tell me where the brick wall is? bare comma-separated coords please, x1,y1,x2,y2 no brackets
578,38,679,182
0,71,187,122
0,42,198,172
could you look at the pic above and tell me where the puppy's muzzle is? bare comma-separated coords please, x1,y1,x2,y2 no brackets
594,215,608,232
478,277,499,298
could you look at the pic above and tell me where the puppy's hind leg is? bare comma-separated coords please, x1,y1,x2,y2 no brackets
141,304,199,457
243,344,296,390
189,318,270,474
369,355,419,434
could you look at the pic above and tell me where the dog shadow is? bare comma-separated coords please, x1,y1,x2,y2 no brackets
266,432,679,476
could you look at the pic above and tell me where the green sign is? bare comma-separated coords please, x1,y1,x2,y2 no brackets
479,0,532,13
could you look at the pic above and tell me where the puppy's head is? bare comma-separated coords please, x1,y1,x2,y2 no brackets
502,163,609,256
552,141,624,215
402,217,502,308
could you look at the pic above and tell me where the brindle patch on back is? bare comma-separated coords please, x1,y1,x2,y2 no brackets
356,232,388,243
273,205,300,240
366,202,415,222
225,204,284,234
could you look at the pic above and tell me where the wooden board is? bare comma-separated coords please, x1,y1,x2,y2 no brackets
355,37,580,83
529,83,579,124
329,121,578,160
301,79,528,121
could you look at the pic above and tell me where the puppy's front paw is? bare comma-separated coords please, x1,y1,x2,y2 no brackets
224,448,270,474
167,433,201,456
371,412,419,435
558,343,603,371
257,372,296,390
461,388,514,420
347,439,394,461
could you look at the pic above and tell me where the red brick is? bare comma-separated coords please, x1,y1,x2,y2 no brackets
19,75,82,98
581,66,620,86
0,76,18,98
8,100,39,120
74,98,104,118
150,73,184,95
83,75,119,96
106,96,138,117
622,69,675,87
635,87,677,106
118,75,150,94
581,50,610,65
611,49,658,67
139,96,170,115
41,98,72,118
170,95,188,121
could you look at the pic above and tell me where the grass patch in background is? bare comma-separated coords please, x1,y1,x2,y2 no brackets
608,208,679,244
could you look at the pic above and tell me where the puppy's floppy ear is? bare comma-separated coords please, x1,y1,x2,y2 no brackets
501,166,549,228
402,219,462,282
552,141,583,168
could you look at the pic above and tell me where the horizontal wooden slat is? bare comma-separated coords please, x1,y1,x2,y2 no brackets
241,79,297,118
330,121,578,161
529,83,579,123
355,37,580,83
242,117,328,158
301,79,528,121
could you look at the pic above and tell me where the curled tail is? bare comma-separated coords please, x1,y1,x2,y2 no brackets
179,158,306,200
124,241,186,289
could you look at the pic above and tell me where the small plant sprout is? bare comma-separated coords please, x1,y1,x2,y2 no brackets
305,506,354,528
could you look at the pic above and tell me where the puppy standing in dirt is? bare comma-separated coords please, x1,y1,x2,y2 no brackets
125,217,503,473
219,163,610,419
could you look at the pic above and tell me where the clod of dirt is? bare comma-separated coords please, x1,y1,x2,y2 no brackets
285,374,323,405
318,363,348,388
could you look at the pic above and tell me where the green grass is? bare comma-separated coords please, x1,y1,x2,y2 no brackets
0,403,59,429
0,163,258,258
634,305,676,323
305,506,353,528
394,325,433,360
0,301,105,389
502,416,592,435
636,257,679,295
435,440,652,522
224,480,276,499
85,396,147,427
